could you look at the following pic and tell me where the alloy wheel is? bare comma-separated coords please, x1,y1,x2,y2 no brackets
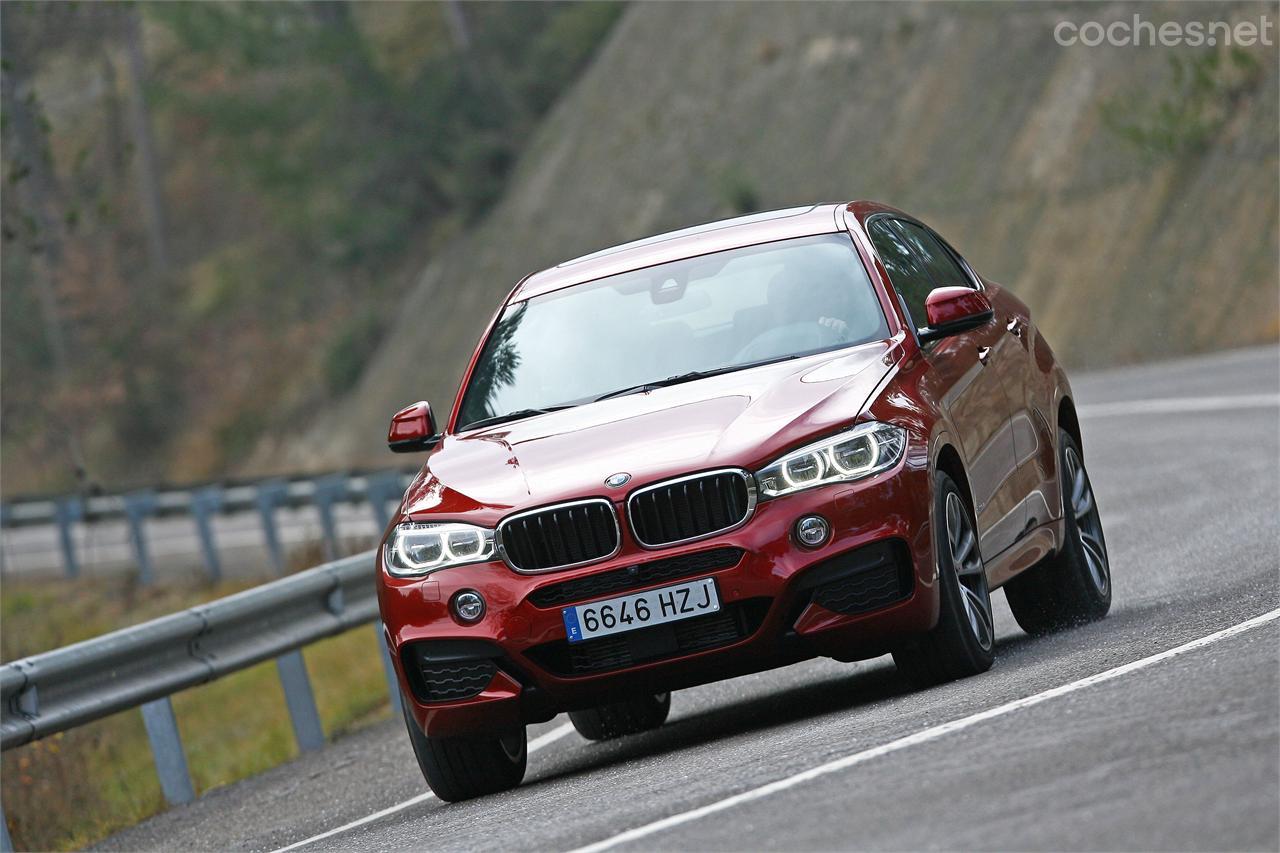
1064,446,1110,596
945,491,993,650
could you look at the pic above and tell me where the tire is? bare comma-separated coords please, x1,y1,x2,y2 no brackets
1004,429,1112,635
401,699,526,802
568,693,671,741
892,471,995,687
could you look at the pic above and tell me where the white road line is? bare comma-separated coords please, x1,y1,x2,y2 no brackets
269,721,576,853
569,607,1280,853
1080,393,1279,418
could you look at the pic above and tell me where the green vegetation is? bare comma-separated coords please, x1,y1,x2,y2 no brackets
0,1,623,495
1102,48,1264,157
324,308,386,396
717,164,761,216
0,576,394,851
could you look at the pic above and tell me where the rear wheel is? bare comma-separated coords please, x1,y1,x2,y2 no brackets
1004,430,1111,634
569,693,671,741
893,472,995,687
402,700,526,802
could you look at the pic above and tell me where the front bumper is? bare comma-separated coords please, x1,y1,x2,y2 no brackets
378,462,939,738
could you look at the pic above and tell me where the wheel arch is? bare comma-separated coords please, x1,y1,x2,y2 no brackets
1058,395,1082,457
933,442,974,519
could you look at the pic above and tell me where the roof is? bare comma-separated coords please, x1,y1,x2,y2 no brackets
511,202,848,302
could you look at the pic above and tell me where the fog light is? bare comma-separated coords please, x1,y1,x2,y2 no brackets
795,515,830,548
452,590,486,623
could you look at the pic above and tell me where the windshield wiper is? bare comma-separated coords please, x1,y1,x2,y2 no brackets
461,405,573,432
594,355,803,402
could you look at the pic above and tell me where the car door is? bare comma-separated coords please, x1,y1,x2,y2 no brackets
866,217,1024,559
909,223,1053,540
980,282,1057,534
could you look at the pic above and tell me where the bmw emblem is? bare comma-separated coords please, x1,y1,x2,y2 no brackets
605,472,632,488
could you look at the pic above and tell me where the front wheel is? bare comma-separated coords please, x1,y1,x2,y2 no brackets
1004,429,1111,634
569,693,671,741
892,471,995,687
402,700,526,802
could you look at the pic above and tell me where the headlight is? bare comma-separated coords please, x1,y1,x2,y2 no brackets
755,421,906,499
384,522,495,577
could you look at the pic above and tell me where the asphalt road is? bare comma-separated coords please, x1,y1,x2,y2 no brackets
98,345,1279,852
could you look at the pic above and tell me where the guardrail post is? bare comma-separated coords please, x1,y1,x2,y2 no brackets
124,490,158,585
256,479,288,575
140,696,196,805
276,650,324,752
311,474,348,562
365,471,404,533
376,624,403,715
190,486,224,583
54,497,84,578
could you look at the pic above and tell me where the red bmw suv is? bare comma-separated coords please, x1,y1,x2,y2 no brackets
378,201,1111,801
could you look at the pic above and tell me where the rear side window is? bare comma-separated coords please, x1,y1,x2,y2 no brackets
867,219,935,330
894,221,972,290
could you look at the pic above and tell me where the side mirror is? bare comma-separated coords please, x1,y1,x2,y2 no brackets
388,401,440,453
918,287,994,343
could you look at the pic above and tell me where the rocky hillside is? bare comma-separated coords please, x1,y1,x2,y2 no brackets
0,2,623,495
280,0,1278,471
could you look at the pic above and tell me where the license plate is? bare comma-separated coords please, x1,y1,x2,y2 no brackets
562,577,720,643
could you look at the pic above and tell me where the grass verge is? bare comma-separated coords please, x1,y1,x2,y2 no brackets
1,569,392,851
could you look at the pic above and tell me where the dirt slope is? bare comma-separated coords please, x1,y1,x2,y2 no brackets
280,0,1278,471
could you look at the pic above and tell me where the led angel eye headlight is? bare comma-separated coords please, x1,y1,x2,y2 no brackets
754,422,906,499
783,452,826,487
384,522,495,577
831,435,878,475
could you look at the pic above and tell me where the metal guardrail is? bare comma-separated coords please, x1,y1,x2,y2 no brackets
2,470,415,526
0,469,415,583
0,550,398,852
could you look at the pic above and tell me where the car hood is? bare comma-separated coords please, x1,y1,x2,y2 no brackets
401,339,897,522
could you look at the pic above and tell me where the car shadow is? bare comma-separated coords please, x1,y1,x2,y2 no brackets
439,603,1212,813
407,590,1280,833
519,634,1033,792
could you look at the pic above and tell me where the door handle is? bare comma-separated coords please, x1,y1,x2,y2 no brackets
977,346,991,364
1006,317,1023,338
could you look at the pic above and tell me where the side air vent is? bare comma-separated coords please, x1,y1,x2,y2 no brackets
793,540,914,618
400,640,502,703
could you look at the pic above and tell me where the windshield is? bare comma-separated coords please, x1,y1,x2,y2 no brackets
455,233,889,430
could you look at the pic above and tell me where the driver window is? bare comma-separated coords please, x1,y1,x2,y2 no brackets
894,221,973,290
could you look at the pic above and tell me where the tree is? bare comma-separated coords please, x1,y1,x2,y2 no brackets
1,8,86,475
122,6,170,273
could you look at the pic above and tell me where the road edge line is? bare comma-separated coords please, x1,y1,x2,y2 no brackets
270,721,576,853
568,607,1280,853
